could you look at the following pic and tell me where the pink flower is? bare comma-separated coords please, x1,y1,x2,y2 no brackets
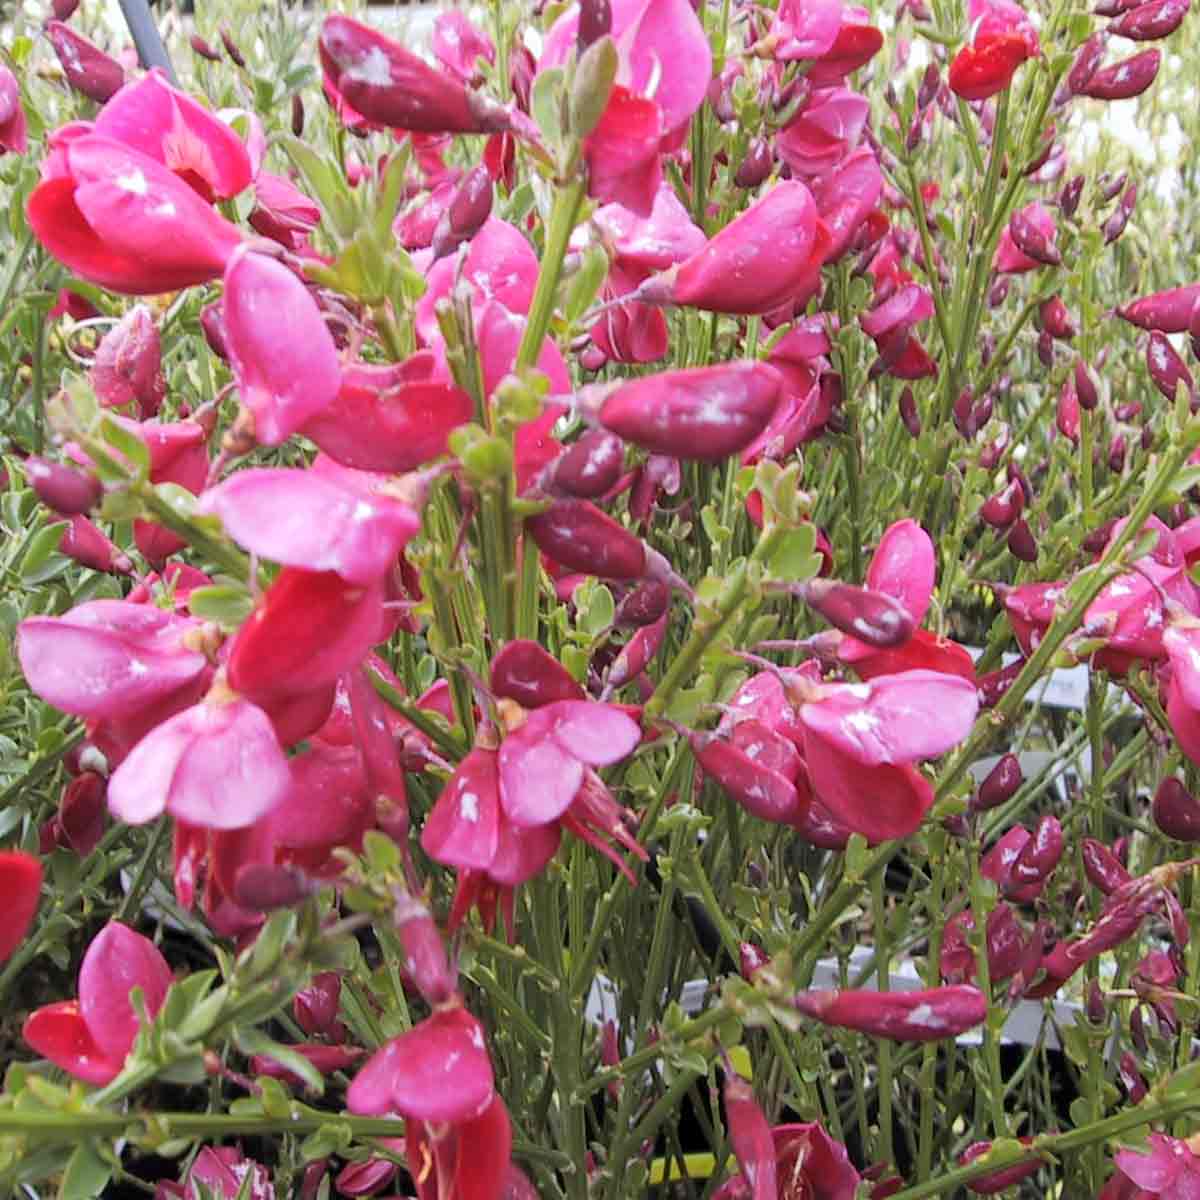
23,922,172,1085
248,171,321,251
0,851,42,965
432,9,495,83
27,135,242,294
994,202,1057,274
159,1147,275,1200
1110,1134,1200,1199
222,248,341,446
0,66,28,155
199,465,420,586
582,85,664,216
792,984,988,1041
107,685,291,830
94,69,253,202
948,0,1040,100
777,88,871,178
713,1120,862,1200
90,305,164,417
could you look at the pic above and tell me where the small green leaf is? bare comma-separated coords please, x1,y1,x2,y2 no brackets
59,1141,112,1200
187,585,255,631
235,1025,325,1094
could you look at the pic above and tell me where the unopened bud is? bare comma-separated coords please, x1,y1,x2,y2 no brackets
988,278,1010,308
46,21,124,103
544,429,625,499
1146,331,1193,401
1068,32,1109,93
740,941,770,979
735,138,773,189
1059,174,1084,218
395,892,456,1005
1108,432,1127,474
1007,517,1038,562
294,972,343,1037
1038,328,1055,369
432,165,494,260
1011,814,1064,886
1040,295,1077,340
974,753,1022,811
1009,208,1061,266
578,0,613,51
233,863,318,910
793,985,988,1042
1079,48,1160,100
1152,777,1200,842
615,579,671,627
918,62,940,110
1074,358,1099,410
25,457,101,516
978,659,1023,709
291,93,305,138
190,34,222,62
220,26,247,68
1103,184,1137,244
800,578,914,648
1081,837,1131,894
899,386,921,438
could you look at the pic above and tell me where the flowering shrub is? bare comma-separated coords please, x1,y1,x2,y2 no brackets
2,0,1200,1196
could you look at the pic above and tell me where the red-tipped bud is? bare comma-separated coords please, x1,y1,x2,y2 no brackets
543,430,625,499
60,515,133,575
1079,48,1161,99
1068,32,1109,93
792,985,988,1042
233,863,318,911
190,34,222,62
899,386,921,438
46,22,124,103
24,457,101,516
1056,382,1080,442
432,166,494,260
974,753,1022,811
1040,296,1077,340
220,27,247,68
578,0,613,51
918,62,941,110
735,138,774,189
799,578,915,647
1074,359,1099,410
1009,207,1061,266
1081,837,1132,894
1059,174,1085,218
395,893,456,1005
1010,814,1063,886
1110,0,1187,39
1152,777,1200,842
1146,331,1193,401
1007,518,1038,562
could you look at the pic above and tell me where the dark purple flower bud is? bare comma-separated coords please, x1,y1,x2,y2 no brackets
510,46,536,113
1040,296,1077,340
1129,1005,1150,1054
1081,837,1132,894
46,21,124,103
433,166,494,260
1023,136,1058,178
980,480,1024,530
943,813,970,838
59,515,133,575
734,138,773,189
233,863,318,910
1010,814,1063,887
491,639,585,707
899,386,921,438
543,430,625,499
978,659,1024,709
292,93,306,138
972,393,994,431
1113,400,1143,422
1079,48,1161,99
24,457,101,516
603,611,668,690
1037,328,1055,368
988,278,1010,308
1108,432,1127,473
1146,331,1194,400
1086,980,1107,1025
1110,0,1188,40
980,332,996,366
1098,171,1128,201
1103,183,1137,244
691,729,803,825
1118,1051,1148,1102
1082,518,1118,554
1068,32,1110,93
974,753,1022,811
1006,461,1032,505
954,388,975,438
395,892,456,1005
1152,777,1200,842
527,499,648,580
190,34,222,62
578,0,613,51
1074,358,1099,410
1007,518,1038,562
800,578,915,648
615,579,671,628
220,26,247,68
1009,207,1062,266
52,0,80,17
294,972,342,1037
200,302,230,362
1059,174,1085,218
918,63,941,110
980,425,1011,470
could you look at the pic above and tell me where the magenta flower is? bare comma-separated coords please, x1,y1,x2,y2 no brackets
582,85,664,216
249,171,321,251
994,201,1058,274
0,851,42,965
1120,282,1200,333
1110,1134,1200,1199
28,135,242,295
406,1093,513,1200
199,466,419,586
713,1119,862,1200
45,21,124,104
222,248,341,446
793,984,988,1042
17,600,208,724
777,88,870,178
91,305,164,417
23,922,172,1085
0,66,28,156
160,1147,275,1200
432,9,495,83
94,70,253,202
107,684,291,830
639,182,829,316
